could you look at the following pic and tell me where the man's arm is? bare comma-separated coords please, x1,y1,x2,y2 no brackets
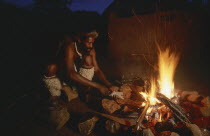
65,44,109,95
92,49,119,92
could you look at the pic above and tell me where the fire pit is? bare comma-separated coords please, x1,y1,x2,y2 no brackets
100,47,210,136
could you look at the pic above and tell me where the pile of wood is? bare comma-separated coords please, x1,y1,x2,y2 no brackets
178,90,210,131
100,82,210,136
178,90,210,118
102,84,145,114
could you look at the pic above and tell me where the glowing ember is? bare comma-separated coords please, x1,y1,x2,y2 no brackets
158,48,180,98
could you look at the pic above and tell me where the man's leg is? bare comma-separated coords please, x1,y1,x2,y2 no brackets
43,63,70,130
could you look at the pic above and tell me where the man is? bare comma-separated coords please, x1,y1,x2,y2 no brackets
44,30,119,98
42,30,122,133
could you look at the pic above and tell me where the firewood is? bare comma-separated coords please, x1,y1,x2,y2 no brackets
102,99,121,114
200,105,210,117
201,96,210,106
136,101,150,131
191,116,210,128
181,101,210,118
186,94,203,103
157,93,191,123
189,103,203,118
68,98,136,126
123,105,137,112
116,98,144,107
178,91,198,100
178,90,204,103
94,111,136,126
78,116,99,136
129,84,145,100
119,84,132,99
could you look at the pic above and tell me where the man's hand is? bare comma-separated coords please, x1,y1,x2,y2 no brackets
108,85,119,92
97,85,110,96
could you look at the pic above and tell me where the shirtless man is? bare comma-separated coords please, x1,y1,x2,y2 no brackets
43,30,120,104
42,30,124,134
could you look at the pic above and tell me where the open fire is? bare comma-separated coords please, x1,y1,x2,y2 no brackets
101,47,209,135
139,47,180,123
134,47,205,136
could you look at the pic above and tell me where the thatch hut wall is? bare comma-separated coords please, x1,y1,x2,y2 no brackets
107,11,193,79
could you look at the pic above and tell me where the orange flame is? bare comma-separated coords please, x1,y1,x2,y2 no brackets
158,48,180,98
140,78,159,106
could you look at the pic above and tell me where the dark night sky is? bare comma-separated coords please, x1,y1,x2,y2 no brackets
2,0,114,14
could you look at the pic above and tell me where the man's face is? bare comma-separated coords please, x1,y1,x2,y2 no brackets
82,37,95,52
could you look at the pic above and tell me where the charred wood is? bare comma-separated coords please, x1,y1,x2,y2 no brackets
157,93,191,123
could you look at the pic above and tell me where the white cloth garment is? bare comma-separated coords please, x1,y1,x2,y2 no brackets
79,67,95,81
109,91,124,99
43,75,62,96
75,42,95,81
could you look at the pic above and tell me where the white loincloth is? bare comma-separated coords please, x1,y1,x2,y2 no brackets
43,75,62,96
79,67,94,81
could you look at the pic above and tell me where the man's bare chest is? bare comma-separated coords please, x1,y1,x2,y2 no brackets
74,54,94,69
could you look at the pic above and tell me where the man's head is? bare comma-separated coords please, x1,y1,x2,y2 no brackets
79,30,99,53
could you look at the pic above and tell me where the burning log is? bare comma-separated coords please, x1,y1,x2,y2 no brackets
135,101,155,136
156,93,191,123
136,101,150,130
156,93,203,136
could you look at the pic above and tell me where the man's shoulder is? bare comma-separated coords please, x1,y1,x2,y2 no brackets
65,42,77,57
90,48,96,56
66,42,75,50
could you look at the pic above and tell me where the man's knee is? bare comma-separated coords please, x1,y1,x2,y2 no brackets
46,63,58,77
